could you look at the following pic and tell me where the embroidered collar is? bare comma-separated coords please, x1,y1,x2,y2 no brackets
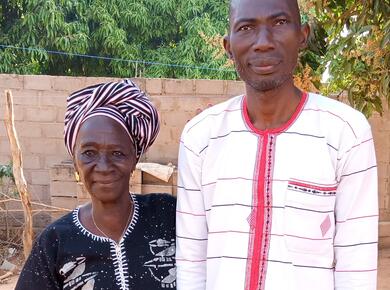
72,193,139,243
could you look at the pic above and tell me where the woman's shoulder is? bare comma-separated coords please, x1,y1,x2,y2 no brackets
37,210,76,242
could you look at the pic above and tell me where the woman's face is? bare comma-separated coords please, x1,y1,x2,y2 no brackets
73,115,136,203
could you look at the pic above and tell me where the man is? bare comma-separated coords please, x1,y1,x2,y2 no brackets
176,0,378,289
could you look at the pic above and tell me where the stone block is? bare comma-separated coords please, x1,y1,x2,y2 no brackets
52,76,86,92
28,138,59,154
76,182,88,200
0,104,24,121
83,77,120,88
50,162,75,182
161,111,193,127
39,92,67,107
0,154,11,164
13,92,40,106
24,107,57,122
0,140,11,154
164,79,195,95
24,75,54,90
131,78,146,91
373,132,390,162
41,123,64,138
15,121,42,138
380,222,390,239
225,80,245,96
0,74,24,89
0,123,7,137
195,79,225,95
24,155,41,170
51,181,77,197
57,107,67,122
44,156,70,169
146,78,163,95
31,170,50,186
51,196,78,210
28,184,50,202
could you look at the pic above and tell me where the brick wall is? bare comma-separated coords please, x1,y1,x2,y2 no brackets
0,74,389,246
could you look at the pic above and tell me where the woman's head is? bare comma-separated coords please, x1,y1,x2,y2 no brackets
64,79,160,162
64,79,160,199
73,115,136,201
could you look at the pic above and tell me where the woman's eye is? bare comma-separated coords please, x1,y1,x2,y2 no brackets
82,150,96,157
113,151,125,157
275,19,287,26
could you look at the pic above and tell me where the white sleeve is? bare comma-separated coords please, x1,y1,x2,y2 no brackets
176,134,208,290
334,126,378,290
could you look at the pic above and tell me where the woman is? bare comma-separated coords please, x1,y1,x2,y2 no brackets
16,80,176,290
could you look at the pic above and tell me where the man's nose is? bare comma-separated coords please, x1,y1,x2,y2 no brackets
253,26,275,51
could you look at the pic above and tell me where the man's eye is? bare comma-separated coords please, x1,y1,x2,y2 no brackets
275,19,287,26
238,25,252,32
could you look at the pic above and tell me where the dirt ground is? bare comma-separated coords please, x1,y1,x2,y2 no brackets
0,248,389,289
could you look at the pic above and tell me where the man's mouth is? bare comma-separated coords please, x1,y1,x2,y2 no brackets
249,58,281,74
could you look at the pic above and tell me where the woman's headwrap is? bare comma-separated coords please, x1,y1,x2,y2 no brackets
64,79,160,162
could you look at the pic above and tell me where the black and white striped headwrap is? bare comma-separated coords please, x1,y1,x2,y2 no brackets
64,79,160,161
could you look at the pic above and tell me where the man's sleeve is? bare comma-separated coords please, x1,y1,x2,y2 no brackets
334,126,378,290
176,134,208,290
15,231,61,290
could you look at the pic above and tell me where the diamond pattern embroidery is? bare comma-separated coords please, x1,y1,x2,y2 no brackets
320,214,331,237
247,209,256,229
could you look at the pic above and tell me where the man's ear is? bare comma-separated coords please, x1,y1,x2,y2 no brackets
299,23,310,50
223,35,233,60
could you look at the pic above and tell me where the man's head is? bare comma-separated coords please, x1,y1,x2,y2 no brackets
224,0,309,92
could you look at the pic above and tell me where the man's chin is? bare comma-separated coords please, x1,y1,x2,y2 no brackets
247,78,287,92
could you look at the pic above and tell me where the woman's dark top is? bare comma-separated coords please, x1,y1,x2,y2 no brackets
16,193,176,290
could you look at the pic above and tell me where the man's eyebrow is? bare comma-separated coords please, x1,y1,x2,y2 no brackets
234,12,292,24
268,12,291,19
234,17,256,24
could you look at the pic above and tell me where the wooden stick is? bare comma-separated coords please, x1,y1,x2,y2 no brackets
4,90,33,260
0,271,13,282
0,195,71,211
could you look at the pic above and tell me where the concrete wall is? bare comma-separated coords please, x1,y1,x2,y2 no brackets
0,74,389,245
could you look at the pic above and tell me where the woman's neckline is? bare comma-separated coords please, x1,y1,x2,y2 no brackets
72,193,140,245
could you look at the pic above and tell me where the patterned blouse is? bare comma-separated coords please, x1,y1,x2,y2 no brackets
16,193,176,290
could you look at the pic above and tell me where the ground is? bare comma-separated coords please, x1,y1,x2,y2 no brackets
0,248,389,289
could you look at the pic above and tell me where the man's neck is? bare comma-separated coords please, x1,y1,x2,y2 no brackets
245,81,302,131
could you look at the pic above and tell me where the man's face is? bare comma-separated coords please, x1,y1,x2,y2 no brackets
224,0,309,92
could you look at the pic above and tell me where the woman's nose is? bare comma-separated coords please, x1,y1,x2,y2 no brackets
95,154,111,171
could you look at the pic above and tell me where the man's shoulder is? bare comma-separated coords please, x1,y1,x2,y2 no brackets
306,93,371,134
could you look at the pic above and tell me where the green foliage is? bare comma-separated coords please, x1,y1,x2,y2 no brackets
0,163,14,183
0,0,235,79
302,0,390,116
1,0,389,115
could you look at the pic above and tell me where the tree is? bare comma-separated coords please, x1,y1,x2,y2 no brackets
0,0,235,79
300,0,389,116
1,0,388,115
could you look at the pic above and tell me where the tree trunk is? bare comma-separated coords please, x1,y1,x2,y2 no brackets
4,90,33,259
